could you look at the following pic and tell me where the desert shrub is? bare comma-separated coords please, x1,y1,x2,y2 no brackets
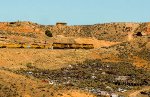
26,63,34,69
45,30,52,37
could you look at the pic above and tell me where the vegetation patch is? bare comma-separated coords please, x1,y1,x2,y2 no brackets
15,59,150,96
0,30,36,38
45,30,53,37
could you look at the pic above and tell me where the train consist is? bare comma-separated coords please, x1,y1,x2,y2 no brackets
0,43,94,49
52,43,94,49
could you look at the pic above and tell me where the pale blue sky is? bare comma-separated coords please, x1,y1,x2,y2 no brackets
0,0,150,25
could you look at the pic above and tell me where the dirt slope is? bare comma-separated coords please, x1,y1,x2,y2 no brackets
0,21,150,97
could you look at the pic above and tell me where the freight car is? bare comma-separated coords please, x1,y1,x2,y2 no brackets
52,43,94,49
0,43,52,49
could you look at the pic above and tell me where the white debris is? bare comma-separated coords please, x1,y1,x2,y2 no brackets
27,71,33,74
111,93,118,97
91,75,96,79
102,72,106,75
49,80,54,85
68,65,73,68
118,88,127,92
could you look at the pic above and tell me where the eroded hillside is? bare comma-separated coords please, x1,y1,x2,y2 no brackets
0,21,150,97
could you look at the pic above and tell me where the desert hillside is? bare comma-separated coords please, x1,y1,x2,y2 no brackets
0,21,150,97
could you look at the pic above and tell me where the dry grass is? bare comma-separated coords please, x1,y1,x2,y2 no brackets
0,49,91,70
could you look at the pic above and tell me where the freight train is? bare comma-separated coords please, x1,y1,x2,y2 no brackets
0,43,94,49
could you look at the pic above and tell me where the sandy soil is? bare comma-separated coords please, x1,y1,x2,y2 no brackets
128,87,150,97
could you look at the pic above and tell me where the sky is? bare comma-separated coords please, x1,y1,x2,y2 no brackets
0,0,150,25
